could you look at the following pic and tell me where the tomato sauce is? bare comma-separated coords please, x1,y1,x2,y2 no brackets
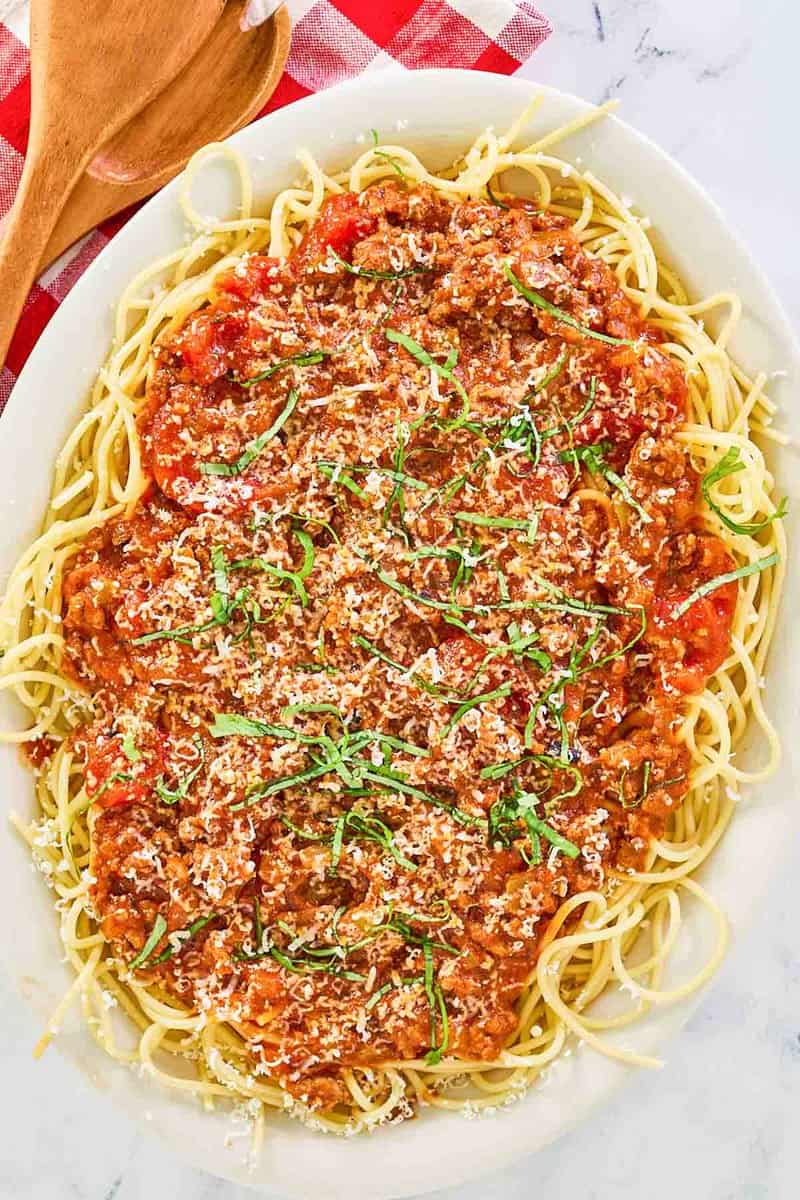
59,181,735,1108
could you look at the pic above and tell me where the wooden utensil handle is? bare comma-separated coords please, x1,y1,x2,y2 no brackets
0,139,85,370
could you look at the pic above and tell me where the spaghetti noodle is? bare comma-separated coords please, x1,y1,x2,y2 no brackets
0,99,785,1135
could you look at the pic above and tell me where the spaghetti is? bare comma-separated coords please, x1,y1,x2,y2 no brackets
0,99,785,1135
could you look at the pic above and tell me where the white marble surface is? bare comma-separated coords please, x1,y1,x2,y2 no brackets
2,2,798,1198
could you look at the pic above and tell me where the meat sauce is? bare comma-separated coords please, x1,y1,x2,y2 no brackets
60,183,735,1108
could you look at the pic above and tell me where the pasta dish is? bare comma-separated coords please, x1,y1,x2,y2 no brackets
0,100,785,1138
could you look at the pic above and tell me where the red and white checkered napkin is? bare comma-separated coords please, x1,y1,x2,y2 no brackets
0,1,551,409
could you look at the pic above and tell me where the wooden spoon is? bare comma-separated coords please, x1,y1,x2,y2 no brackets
40,2,291,271
0,0,225,368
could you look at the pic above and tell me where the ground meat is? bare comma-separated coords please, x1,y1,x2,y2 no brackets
58,181,734,1109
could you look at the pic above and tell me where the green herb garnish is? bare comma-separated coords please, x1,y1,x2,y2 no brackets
560,441,652,523
121,733,141,763
618,760,652,810
455,510,538,542
358,550,633,622
406,539,488,598
330,248,429,282
385,328,471,431
671,552,778,619
701,447,787,536
236,350,328,389
200,389,299,477
486,178,510,210
317,460,427,490
480,753,583,804
369,128,407,179
94,771,133,800
282,809,418,873
358,767,485,830
155,734,205,806
422,940,449,1065
129,914,167,970
443,683,512,735
133,531,312,646
229,527,315,609
489,787,580,864
353,634,459,699
504,263,637,348
210,714,299,739
149,913,217,966
317,462,369,500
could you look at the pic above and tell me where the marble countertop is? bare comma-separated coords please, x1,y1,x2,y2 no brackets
2,1,798,1198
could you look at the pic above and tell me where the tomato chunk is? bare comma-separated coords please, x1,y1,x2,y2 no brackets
85,735,166,811
652,535,737,692
654,584,736,692
295,193,378,267
216,255,281,303
175,311,247,385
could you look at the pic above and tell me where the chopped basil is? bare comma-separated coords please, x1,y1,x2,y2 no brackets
671,552,778,619
217,711,430,812
236,762,335,811
281,702,343,721
131,616,219,647
134,532,314,647
330,248,429,282
317,462,369,500
358,731,430,758
365,980,398,1011
210,713,292,739
369,128,407,179
467,627,552,690
317,459,428,490
480,754,583,805
358,550,634,622
236,350,328,389
330,814,346,873
353,633,459,699
93,771,133,800
345,811,417,871
420,472,470,512
382,422,413,539
520,806,580,859
155,734,205,806
385,328,471,431
486,178,510,210
249,942,367,982
532,353,570,400
489,787,580,863
560,440,652,523
422,939,450,1065
521,609,644,755
618,760,652,810
358,767,486,830
121,733,141,763
443,683,512,735
129,914,167,970
406,539,488,598
282,808,419,873
149,913,217,966
504,263,637,348
701,447,787,536
200,389,299,477
229,527,315,609
489,354,572,474
353,635,406,673
455,510,538,542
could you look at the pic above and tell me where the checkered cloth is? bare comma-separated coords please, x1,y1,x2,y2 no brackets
0,1,551,408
